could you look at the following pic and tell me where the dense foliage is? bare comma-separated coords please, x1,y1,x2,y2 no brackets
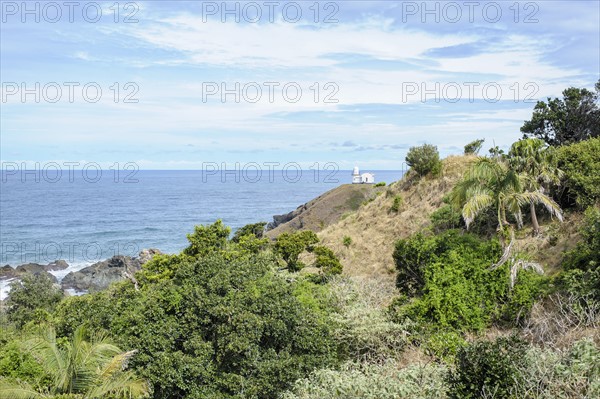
555,137,600,208
521,80,600,146
2,94,600,398
54,252,338,398
463,138,484,155
393,229,548,332
0,326,148,399
6,273,63,328
447,336,528,399
273,230,319,271
405,144,442,177
560,206,600,302
231,222,267,242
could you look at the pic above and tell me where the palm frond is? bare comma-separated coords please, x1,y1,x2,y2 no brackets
462,190,494,229
0,379,48,399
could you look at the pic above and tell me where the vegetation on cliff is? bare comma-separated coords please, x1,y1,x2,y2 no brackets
1,81,599,398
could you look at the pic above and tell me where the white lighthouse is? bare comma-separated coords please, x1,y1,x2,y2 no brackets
352,166,375,184
352,166,361,184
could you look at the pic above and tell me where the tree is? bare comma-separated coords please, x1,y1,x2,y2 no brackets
405,144,442,177
508,138,563,235
451,157,562,232
54,252,338,399
6,273,63,328
521,80,600,146
231,222,267,243
464,139,485,155
274,231,319,271
183,219,230,257
0,325,148,399
555,137,600,208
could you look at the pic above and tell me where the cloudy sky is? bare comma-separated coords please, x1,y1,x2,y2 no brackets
1,0,599,169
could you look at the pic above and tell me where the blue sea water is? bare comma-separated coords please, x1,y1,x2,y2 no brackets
1,169,404,268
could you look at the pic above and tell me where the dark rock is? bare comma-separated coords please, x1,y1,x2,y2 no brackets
61,255,139,292
45,260,69,271
16,263,48,275
61,249,160,293
267,207,301,230
1,265,17,280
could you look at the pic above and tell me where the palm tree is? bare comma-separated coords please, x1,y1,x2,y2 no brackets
0,325,148,399
451,156,563,232
508,138,563,235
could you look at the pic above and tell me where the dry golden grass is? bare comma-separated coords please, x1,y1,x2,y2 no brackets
318,155,476,282
509,211,583,275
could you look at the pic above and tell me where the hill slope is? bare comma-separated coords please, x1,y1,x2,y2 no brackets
318,156,474,280
265,184,385,238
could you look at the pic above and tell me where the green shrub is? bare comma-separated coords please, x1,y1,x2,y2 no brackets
563,206,600,273
55,251,338,399
312,246,343,278
231,221,266,242
560,206,600,302
342,236,352,247
0,329,49,386
374,182,386,187
282,360,448,399
329,278,410,363
422,330,466,361
5,273,63,328
519,339,600,398
183,219,230,257
274,230,320,271
405,144,442,177
556,138,600,208
393,232,436,296
392,230,512,331
464,139,485,155
390,195,403,213
447,335,528,399
430,204,462,233
505,268,550,322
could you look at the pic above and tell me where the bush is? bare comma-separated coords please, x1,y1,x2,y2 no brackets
328,278,409,363
282,360,448,399
405,144,442,177
231,221,266,242
392,230,513,331
421,330,466,361
393,233,436,296
519,339,600,398
183,219,230,257
342,236,352,247
430,204,462,233
311,246,343,278
55,251,338,399
556,138,600,208
464,139,485,155
447,335,528,399
5,273,63,328
374,182,386,187
560,206,600,302
390,195,403,213
274,230,320,271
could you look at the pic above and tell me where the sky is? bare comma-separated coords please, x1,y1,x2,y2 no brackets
1,0,599,170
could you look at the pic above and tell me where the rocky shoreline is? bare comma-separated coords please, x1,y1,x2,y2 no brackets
1,248,161,299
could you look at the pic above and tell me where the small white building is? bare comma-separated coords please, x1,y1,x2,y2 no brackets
352,166,375,184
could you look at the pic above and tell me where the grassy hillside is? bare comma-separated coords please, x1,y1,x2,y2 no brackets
266,184,385,238
318,156,475,280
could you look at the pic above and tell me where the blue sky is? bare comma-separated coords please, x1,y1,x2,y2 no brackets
1,0,599,169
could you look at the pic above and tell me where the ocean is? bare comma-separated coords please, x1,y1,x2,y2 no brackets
1,169,404,274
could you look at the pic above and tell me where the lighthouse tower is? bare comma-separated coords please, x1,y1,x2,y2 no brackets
352,166,361,184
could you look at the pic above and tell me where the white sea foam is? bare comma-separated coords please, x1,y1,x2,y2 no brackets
0,261,93,301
